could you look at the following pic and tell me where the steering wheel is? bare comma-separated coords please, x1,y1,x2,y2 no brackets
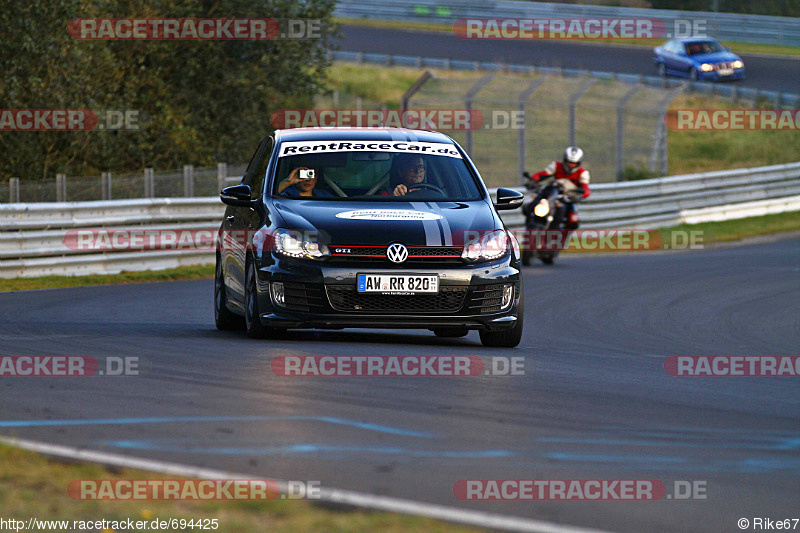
405,183,446,196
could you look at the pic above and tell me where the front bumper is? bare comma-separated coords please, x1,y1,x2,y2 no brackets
254,254,522,331
699,68,746,81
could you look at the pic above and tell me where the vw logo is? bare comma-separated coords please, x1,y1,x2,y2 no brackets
386,243,408,263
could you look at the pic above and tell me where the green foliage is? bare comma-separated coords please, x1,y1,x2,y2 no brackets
622,166,663,181
0,0,337,179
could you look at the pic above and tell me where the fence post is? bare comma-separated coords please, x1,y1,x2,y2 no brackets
56,173,67,202
183,165,194,197
401,70,433,113
9,177,20,203
463,74,494,156
101,172,112,200
144,167,154,198
568,78,596,146
217,162,227,192
616,85,641,182
650,86,683,175
518,78,546,185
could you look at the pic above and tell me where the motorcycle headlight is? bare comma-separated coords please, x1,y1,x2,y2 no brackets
533,199,550,218
273,228,329,260
462,230,509,262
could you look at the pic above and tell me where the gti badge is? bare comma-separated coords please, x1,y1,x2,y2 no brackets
386,243,409,264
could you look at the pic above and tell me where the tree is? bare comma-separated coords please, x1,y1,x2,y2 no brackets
0,0,337,179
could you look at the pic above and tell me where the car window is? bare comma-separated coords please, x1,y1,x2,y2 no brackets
272,140,482,201
242,137,269,188
249,137,274,199
666,40,680,54
686,41,723,55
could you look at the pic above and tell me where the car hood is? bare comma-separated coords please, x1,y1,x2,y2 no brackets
272,198,499,247
691,51,740,64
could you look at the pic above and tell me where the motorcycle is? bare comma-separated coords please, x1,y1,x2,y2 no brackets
520,173,581,266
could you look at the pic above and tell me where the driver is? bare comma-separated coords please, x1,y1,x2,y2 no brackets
380,155,427,196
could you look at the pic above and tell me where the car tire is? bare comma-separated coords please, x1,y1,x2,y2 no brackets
215,254,244,330
432,327,469,338
479,296,524,348
245,259,286,339
540,253,554,265
689,68,699,81
657,62,666,77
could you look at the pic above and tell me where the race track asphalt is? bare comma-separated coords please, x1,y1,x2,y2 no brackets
1,237,798,532
336,25,800,94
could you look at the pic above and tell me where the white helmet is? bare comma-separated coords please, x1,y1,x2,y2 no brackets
563,146,584,167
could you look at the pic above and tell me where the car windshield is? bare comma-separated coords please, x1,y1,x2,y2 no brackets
685,41,724,55
272,140,483,201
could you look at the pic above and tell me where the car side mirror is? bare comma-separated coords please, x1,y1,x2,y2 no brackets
725,46,731,51
494,188,525,211
220,184,255,207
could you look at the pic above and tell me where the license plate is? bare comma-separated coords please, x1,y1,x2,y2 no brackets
357,274,439,294
718,68,733,76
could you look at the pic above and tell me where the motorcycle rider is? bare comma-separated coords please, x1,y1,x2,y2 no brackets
524,146,591,230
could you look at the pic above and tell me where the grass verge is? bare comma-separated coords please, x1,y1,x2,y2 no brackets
657,210,800,243
0,264,214,292
666,94,800,175
560,211,800,254
0,442,479,533
335,17,800,57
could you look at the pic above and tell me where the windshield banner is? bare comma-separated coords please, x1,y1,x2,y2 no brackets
278,140,462,158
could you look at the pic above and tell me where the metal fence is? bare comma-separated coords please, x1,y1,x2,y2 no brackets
406,70,681,188
334,0,800,46
3,164,249,205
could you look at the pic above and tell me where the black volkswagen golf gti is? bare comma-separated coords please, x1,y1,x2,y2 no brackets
215,127,525,347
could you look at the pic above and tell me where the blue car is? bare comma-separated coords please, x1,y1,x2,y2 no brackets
654,38,745,81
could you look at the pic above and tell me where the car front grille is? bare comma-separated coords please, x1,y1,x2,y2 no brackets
329,245,463,264
325,285,467,313
282,282,326,312
467,282,519,314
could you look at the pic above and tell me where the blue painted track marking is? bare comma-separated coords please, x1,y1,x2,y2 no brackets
0,415,435,438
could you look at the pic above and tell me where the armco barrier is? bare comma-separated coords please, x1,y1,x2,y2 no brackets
1,162,799,278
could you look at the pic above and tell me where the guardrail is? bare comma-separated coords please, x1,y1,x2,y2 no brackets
334,0,800,47
1,162,799,278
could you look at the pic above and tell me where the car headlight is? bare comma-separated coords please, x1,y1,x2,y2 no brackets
533,199,550,218
732,60,743,69
273,228,329,260
700,63,714,72
462,230,509,262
